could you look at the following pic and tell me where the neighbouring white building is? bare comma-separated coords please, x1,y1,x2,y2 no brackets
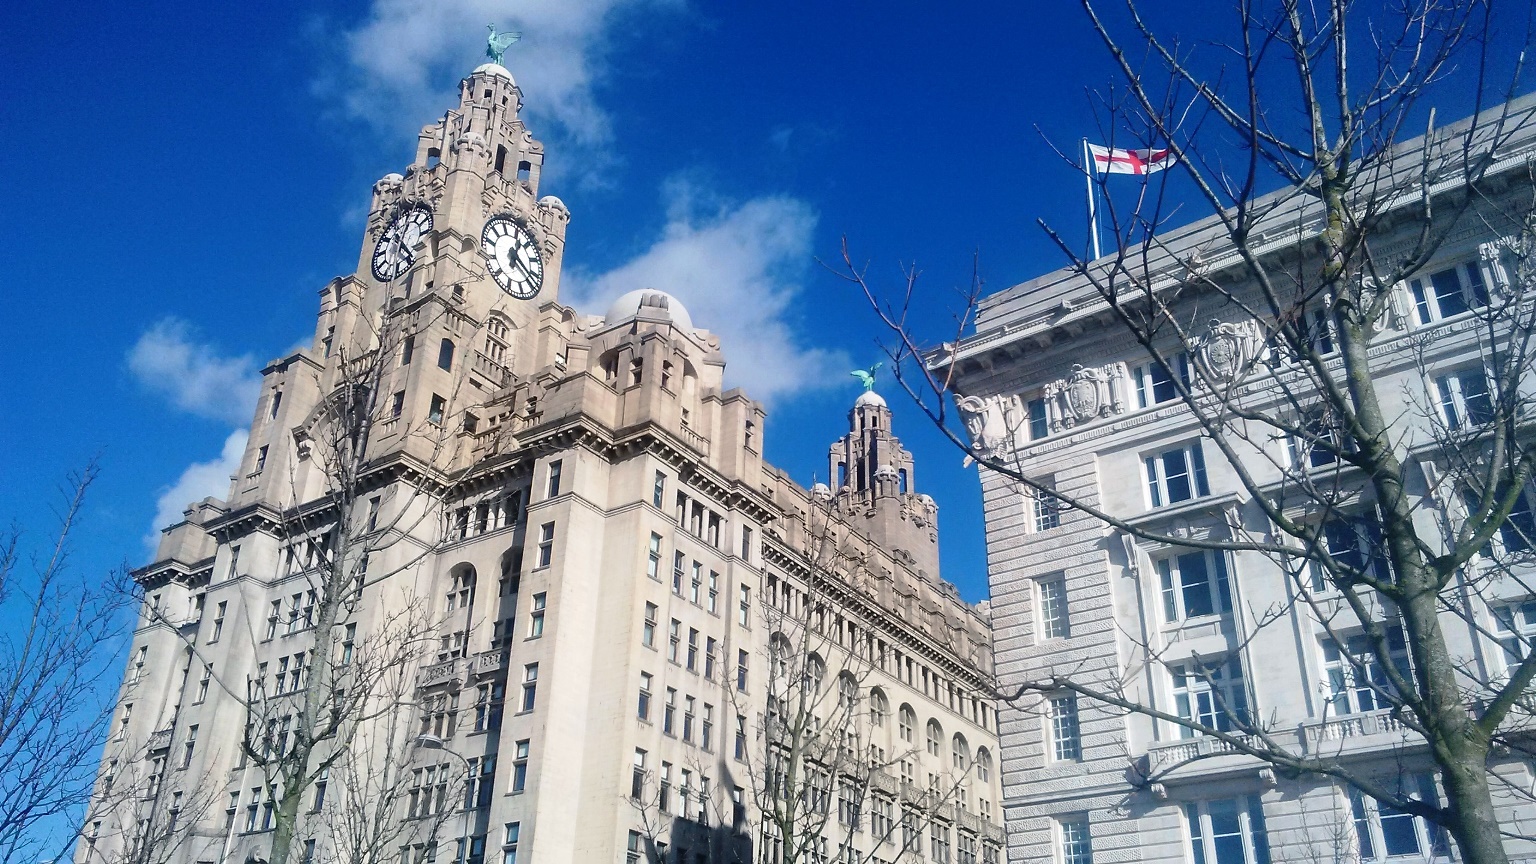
77,59,1002,864
945,96,1536,864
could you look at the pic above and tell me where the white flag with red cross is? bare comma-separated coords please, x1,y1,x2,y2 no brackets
1088,143,1176,175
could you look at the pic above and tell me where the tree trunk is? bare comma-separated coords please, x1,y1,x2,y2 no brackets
269,776,306,864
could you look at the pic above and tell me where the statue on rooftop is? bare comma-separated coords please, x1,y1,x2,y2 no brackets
487,24,522,65
850,362,883,392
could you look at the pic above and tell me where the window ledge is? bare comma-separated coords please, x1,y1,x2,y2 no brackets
1122,491,1244,534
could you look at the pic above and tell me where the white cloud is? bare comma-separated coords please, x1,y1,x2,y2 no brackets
322,0,672,178
565,181,848,404
128,318,262,426
145,430,248,550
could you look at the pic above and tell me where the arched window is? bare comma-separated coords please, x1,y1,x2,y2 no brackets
837,672,859,712
898,705,916,743
975,747,992,782
438,338,455,371
803,653,826,695
952,734,970,772
629,357,643,386
870,689,889,727
448,564,476,612
926,719,943,757
770,633,793,680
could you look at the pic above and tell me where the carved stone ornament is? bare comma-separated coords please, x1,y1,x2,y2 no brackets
1041,362,1128,432
955,394,1010,466
1479,235,1520,293
1196,318,1265,383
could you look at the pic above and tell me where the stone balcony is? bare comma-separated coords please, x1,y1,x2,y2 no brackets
417,656,462,689
678,424,710,458
1145,731,1263,781
1143,710,1427,786
1299,708,1420,756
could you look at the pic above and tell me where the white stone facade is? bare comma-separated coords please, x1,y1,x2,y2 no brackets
949,97,1536,864
77,63,1000,864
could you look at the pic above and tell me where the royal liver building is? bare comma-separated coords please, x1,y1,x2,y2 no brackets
80,58,1002,864
947,96,1536,864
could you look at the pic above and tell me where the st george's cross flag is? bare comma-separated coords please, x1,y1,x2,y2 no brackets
1088,144,1176,175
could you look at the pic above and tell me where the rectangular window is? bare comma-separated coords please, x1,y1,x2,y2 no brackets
684,696,696,741
702,703,714,751
1048,693,1081,761
501,822,520,864
511,740,529,792
391,390,406,419
739,585,752,627
1314,515,1391,589
1033,481,1061,532
1157,551,1233,621
520,664,538,712
1184,797,1271,864
1349,774,1446,860
1134,353,1191,408
632,750,647,800
707,571,720,614
474,682,504,732
546,460,563,498
686,628,699,671
653,471,666,507
210,601,226,642
690,562,702,605
1289,404,1345,469
664,688,677,735
182,724,199,768
401,337,414,366
1494,600,1536,666
1038,575,1069,640
528,592,546,638
1171,656,1249,737
705,637,717,679
735,714,747,759
737,650,749,692
642,603,658,647
669,619,681,663
646,533,662,580
536,522,554,568
1322,629,1410,715
227,545,242,581
672,552,685,595
428,394,446,425
1028,396,1049,440
638,672,653,721
1435,367,1494,430
1058,816,1092,864
741,526,754,560
1409,262,1489,325
1145,442,1210,507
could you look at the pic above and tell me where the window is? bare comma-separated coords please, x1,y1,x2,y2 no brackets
646,534,662,581
952,734,970,771
1289,404,1347,469
1026,395,1050,440
1157,550,1232,621
528,592,546,637
1134,352,1191,408
227,545,242,581
401,337,415,366
898,705,915,743
737,649,749,691
1494,601,1536,667
255,445,269,472
391,390,406,419
1058,815,1092,864
195,663,212,703
536,522,554,568
673,552,685,595
1314,515,1391,589
1032,481,1062,531
182,724,199,768
687,628,699,671
1409,261,1489,325
642,603,657,647
742,526,754,560
341,624,356,666
738,585,752,627
1049,693,1081,761
653,471,666,507
438,338,455,370
669,619,681,663
638,673,653,720
926,719,943,756
735,714,747,759
705,636,718,679
690,562,702,605
546,460,562,497
466,755,496,807
511,740,529,792
520,664,538,712
265,600,281,640
1145,442,1210,507
501,822,521,864
1038,575,1069,639
210,601,226,642
931,823,952,864
1184,797,1271,864
684,696,696,742
632,750,647,800
474,682,504,732
1349,775,1447,861
663,688,677,735
1322,629,1410,715
130,646,147,682
1486,484,1536,554
429,394,446,425
1171,656,1249,737
702,703,714,750
976,748,992,782
1435,367,1494,430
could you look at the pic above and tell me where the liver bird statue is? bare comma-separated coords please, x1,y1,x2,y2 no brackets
850,362,883,392
486,24,522,65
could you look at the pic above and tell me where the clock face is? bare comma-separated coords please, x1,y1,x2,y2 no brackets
371,206,433,282
481,215,545,300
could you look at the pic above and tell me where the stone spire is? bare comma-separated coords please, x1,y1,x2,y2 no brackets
823,389,940,578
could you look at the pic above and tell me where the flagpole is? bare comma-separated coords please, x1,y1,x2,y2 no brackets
1084,139,1101,260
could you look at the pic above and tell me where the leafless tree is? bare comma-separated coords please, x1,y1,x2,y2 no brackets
839,2,1536,863
0,466,132,863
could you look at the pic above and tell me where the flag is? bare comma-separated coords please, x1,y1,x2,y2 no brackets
1088,144,1176,176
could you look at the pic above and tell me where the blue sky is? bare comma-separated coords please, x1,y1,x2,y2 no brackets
1,1,1526,612
1,1,1121,606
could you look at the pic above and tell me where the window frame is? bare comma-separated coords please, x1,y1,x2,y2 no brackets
1408,261,1490,327
1144,442,1211,508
